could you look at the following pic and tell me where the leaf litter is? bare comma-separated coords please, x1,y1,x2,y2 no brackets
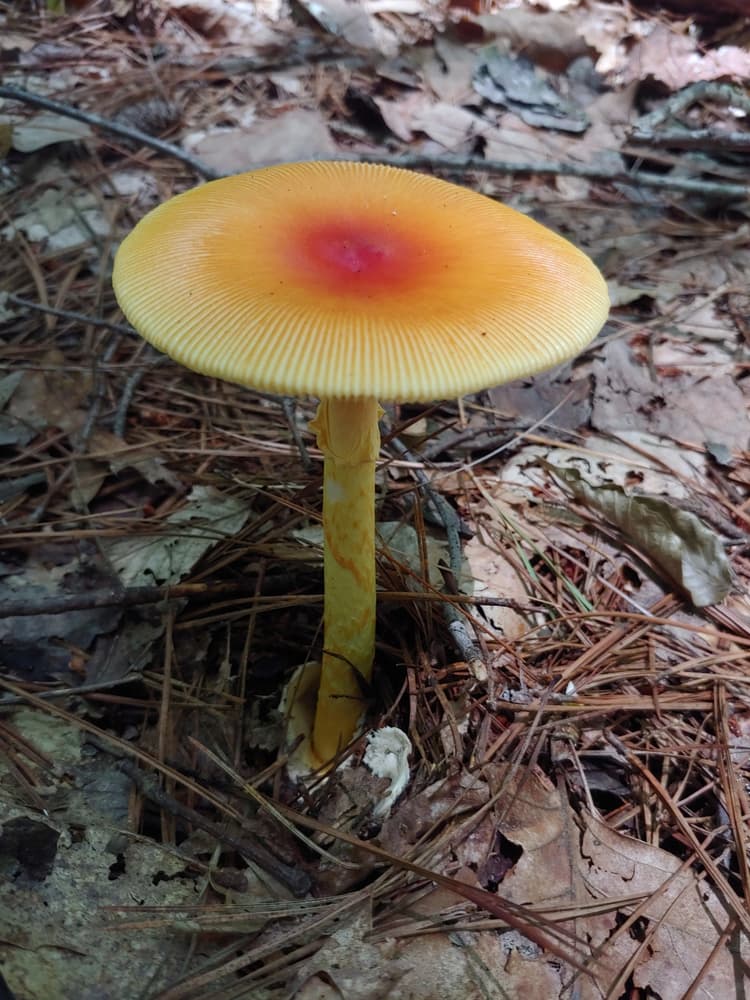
1,0,750,997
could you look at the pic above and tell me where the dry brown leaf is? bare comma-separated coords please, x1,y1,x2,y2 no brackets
0,31,35,51
296,0,399,53
421,35,478,104
463,531,532,640
500,432,704,504
382,928,565,999
551,465,732,607
580,812,750,997
477,7,590,71
483,111,576,163
411,100,489,151
577,4,637,77
453,765,574,906
192,109,336,171
290,908,412,1000
381,764,574,908
621,23,750,90
372,91,426,142
166,0,283,46
488,364,592,432
295,766,581,998
8,348,91,436
374,91,490,150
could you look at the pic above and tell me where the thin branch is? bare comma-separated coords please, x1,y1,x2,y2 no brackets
0,575,537,627
629,127,750,152
385,423,484,668
0,84,221,180
113,349,167,438
0,582,306,618
3,85,746,199
634,81,750,131
358,152,749,200
116,757,312,897
5,294,136,336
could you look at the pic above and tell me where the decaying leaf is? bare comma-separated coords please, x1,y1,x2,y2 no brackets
101,485,251,587
0,803,194,998
7,348,92,435
0,551,122,682
580,812,750,997
463,530,530,639
620,24,750,90
5,111,93,152
550,465,732,607
474,48,589,133
591,339,750,454
1,185,109,251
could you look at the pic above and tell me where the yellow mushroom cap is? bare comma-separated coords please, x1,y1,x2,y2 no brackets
113,161,609,401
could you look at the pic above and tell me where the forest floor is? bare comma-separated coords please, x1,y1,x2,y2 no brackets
1,1,750,998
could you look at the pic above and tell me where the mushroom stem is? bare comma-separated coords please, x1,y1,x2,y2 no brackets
310,396,381,761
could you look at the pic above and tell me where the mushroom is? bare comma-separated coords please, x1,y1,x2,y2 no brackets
113,160,609,765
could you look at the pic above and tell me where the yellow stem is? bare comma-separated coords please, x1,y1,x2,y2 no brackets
310,397,381,761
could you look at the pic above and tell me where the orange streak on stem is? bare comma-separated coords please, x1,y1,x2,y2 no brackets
310,397,380,761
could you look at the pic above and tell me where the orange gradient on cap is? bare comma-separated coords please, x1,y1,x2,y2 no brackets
282,217,431,299
113,160,610,401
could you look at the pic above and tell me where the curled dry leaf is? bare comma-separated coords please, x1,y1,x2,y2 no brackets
550,465,732,607
620,24,750,91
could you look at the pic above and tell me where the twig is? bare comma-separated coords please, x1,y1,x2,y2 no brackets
385,424,484,668
629,127,750,152
0,674,144,707
0,472,47,502
3,85,745,199
76,335,121,449
630,81,750,161
0,581,308,618
113,349,167,437
281,396,312,471
385,430,472,540
0,84,221,180
5,294,136,337
0,580,536,622
358,152,749,200
114,757,312,896
634,81,750,132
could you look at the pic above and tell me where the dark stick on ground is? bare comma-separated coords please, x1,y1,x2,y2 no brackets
0,84,221,180
113,349,167,438
358,152,749,200
2,85,746,199
0,581,533,620
114,757,313,897
384,424,485,668
6,294,136,337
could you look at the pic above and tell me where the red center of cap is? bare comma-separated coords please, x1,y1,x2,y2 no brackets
284,218,429,298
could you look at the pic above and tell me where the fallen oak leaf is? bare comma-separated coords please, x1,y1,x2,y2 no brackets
248,783,600,978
